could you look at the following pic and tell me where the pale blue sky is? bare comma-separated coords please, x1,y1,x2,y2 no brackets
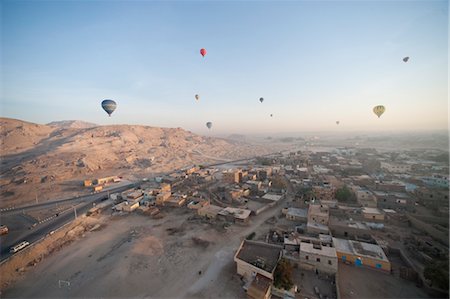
1,0,448,134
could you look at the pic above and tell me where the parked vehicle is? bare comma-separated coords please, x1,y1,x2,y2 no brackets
10,241,30,253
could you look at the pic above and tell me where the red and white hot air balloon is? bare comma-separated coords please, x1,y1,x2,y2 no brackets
200,48,207,57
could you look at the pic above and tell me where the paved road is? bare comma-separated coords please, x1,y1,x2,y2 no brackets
0,182,136,216
0,184,136,262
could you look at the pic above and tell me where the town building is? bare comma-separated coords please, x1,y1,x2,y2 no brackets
308,204,329,225
197,204,224,219
246,273,272,299
234,240,283,281
285,207,308,222
362,207,384,222
299,241,338,274
218,207,251,223
333,238,391,271
380,162,412,173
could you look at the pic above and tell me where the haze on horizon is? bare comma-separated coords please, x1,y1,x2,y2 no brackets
1,1,448,135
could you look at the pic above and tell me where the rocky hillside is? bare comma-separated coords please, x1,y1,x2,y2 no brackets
0,118,276,207
47,120,98,129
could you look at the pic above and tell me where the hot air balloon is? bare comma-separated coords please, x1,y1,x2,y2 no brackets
373,105,386,118
206,122,212,129
403,57,409,63
259,97,264,103
101,99,117,117
200,48,207,57
336,121,340,125
195,94,200,101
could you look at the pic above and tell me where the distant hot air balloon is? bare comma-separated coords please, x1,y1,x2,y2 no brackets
206,122,212,129
336,121,340,125
200,48,207,57
403,57,409,63
195,94,200,101
101,99,117,117
373,105,386,118
259,97,264,103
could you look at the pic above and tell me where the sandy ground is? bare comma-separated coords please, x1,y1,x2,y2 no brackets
337,262,431,299
3,201,286,298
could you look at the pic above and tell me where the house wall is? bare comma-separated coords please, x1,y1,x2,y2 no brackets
299,250,338,274
236,260,274,281
335,251,391,271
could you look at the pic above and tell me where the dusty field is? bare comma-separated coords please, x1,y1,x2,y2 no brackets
2,203,285,298
337,262,431,299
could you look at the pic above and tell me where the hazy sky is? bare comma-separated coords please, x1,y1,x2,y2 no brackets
1,0,448,134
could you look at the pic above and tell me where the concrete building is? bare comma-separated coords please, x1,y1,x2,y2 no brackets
380,162,412,173
307,222,330,235
299,242,338,274
156,192,171,205
218,207,251,223
374,191,415,212
312,186,335,201
247,273,272,299
362,207,384,222
234,240,283,281
187,198,210,210
351,186,377,208
421,174,449,188
262,193,284,202
285,208,308,222
308,204,329,225
333,238,391,271
198,204,224,219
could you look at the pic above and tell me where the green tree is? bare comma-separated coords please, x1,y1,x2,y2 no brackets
424,260,449,290
273,258,294,290
335,185,356,202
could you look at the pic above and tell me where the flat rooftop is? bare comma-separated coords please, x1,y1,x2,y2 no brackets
235,240,282,273
287,207,308,218
362,207,382,215
308,204,329,217
333,238,389,262
219,207,251,219
198,204,223,215
300,242,337,258
262,193,283,202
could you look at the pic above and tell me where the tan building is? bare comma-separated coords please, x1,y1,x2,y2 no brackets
312,186,335,201
198,204,224,219
93,185,103,192
299,241,337,274
160,183,171,193
362,207,384,222
187,199,210,210
234,240,283,281
247,274,272,299
307,204,329,225
165,196,186,207
218,207,251,223
352,186,377,208
333,237,391,271
84,180,93,187
156,192,171,205
95,176,119,185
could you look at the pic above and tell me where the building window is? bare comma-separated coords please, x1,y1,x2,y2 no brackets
328,260,332,265
316,258,320,262
305,255,309,260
